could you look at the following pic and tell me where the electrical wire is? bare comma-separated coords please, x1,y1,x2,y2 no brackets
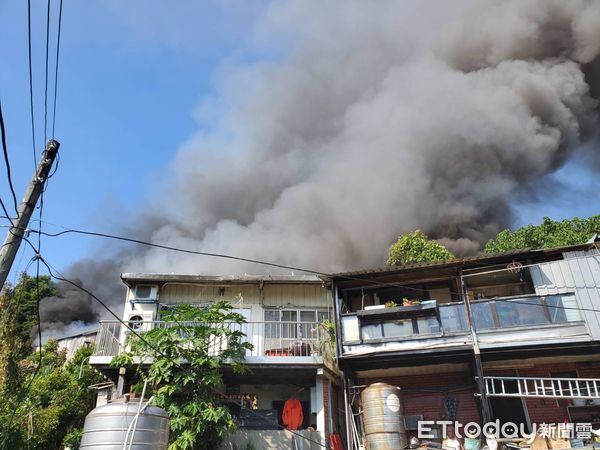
36,255,328,448
0,198,13,227
43,0,51,144
0,2,63,441
51,0,63,138
26,224,600,315
27,0,37,167
3,219,600,316
0,100,19,214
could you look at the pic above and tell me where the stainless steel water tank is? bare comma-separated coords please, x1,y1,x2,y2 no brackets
361,383,407,450
80,400,170,450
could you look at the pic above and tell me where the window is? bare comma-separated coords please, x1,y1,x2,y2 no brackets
546,295,581,322
417,317,440,334
382,319,413,338
439,303,467,332
263,309,329,352
472,302,495,330
497,298,546,327
471,294,578,330
360,315,441,341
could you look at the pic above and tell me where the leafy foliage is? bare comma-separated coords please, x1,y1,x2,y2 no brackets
112,301,253,450
0,274,102,449
0,343,104,449
484,215,600,253
387,230,455,266
2,274,59,359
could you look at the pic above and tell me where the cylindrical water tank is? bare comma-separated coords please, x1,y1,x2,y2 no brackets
361,383,407,450
80,400,170,450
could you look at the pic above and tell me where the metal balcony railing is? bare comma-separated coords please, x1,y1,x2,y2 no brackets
93,320,334,361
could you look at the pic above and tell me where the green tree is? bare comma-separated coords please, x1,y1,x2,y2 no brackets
2,273,59,359
484,215,600,253
0,342,104,449
112,301,253,450
0,273,101,449
387,230,455,266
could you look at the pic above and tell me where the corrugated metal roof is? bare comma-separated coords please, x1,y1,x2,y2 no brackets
332,243,594,278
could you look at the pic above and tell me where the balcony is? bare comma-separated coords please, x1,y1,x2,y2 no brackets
340,293,588,356
91,320,335,367
471,293,581,330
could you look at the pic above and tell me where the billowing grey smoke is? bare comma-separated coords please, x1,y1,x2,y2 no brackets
36,259,126,343
40,0,600,338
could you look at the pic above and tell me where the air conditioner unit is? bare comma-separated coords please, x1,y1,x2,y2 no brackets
124,312,154,332
131,285,158,304
119,311,154,349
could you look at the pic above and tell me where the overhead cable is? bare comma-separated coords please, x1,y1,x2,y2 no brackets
27,0,37,167
51,0,63,138
43,0,51,143
0,100,19,213
23,224,600,315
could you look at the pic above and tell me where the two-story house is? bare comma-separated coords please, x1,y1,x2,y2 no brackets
89,274,343,449
331,242,600,449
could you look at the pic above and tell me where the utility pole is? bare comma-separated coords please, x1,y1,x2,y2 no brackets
0,139,60,290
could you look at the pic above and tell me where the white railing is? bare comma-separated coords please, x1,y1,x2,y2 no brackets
484,376,600,399
93,320,333,360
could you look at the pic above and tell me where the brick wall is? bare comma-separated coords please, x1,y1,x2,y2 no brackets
360,370,481,424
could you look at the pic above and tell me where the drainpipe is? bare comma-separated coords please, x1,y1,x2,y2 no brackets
459,269,492,423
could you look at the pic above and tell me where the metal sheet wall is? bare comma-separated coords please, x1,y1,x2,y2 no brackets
262,283,329,309
160,284,260,304
159,282,330,310
530,249,600,338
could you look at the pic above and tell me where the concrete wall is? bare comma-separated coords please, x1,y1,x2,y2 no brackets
220,430,324,450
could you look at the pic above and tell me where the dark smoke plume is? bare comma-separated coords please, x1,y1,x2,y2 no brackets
39,0,600,339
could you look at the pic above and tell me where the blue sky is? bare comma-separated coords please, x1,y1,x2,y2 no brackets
0,1,269,274
0,1,598,279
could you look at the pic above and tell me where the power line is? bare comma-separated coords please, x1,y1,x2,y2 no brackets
0,199,14,228
51,0,63,138
43,0,51,144
27,0,37,167
37,255,327,448
4,219,600,315
30,224,600,311
0,99,19,214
